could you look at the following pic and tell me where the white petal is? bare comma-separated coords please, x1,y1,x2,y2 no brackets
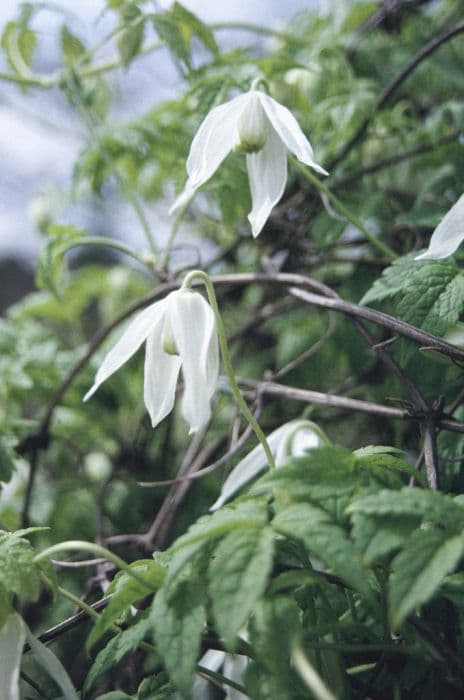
246,125,288,237
415,194,464,260
84,300,167,401
170,290,218,433
258,92,328,175
210,423,292,511
274,420,323,466
143,326,181,428
170,94,249,215
0,613,25,700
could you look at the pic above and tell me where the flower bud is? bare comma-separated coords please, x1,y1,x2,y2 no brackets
234,91,267,154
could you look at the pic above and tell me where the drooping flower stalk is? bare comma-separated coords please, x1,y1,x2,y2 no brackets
182,270,277,471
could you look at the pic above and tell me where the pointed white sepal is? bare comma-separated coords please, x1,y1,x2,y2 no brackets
415,194,464,261
84,289,219,434
210,420,325,510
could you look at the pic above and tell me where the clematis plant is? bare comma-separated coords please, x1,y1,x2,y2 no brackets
211,419,328,510
84,288,219,433
170,84,328,237
415,193,464,260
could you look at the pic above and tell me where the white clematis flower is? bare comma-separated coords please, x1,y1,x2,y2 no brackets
415,193,464,260
84,289,219,434
170,88,328,237
211,419,327,511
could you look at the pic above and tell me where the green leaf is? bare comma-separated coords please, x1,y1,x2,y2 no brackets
169,501,269,553
87,559,165,649
250,597,301,676
151,581,205,698
348,487,464,532
60,25,86,66
0,531,42,603
389,529,464,628
151,2,218,74
24,622,79,700
84,613,152,694
170,2,219,57
209,527,275,650
273,505,377,607
351,513,418,564
356,451,427,487
137,673,177,698
361,257,464,362
117,14,145,67
250,446,360,504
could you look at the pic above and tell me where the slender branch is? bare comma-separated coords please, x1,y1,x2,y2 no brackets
330,21,464,168
238,378,464,434
289,287,464,364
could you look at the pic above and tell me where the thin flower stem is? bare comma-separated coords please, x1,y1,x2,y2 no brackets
182,270,277,471
60,236,149,267
33,541,156,592
292,646,337,700
295,162,397,261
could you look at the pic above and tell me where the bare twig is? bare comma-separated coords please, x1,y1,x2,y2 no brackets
330,22,464,169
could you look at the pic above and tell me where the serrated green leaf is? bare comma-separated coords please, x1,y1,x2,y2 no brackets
137,673,176,699
356,452,426,487
170,501,269,553
151,581,205,698
250,446,360,504
273,506,377,608
84,613,152,694
209,527,275,650
389,529,464,628
87,560,165,649
0,531,42,603
348,487,464,531
351,513,418,564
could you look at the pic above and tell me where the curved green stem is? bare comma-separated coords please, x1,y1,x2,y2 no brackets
182,270,276,471
295,163,397,261
59,236,149,267
34,541,156,592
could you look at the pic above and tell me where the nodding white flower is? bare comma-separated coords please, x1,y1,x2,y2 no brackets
84,289,219,434
211,420,327,510
170,88,328,238
415,193,464,260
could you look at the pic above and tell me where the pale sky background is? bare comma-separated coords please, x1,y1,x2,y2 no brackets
0,0,319,262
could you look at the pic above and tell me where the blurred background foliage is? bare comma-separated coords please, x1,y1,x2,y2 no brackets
1,0,464,696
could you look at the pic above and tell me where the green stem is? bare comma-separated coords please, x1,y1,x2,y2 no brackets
60,236,149,267
296,163,397,261
182,270,277,471
34,541,156,592
197,664,248,695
